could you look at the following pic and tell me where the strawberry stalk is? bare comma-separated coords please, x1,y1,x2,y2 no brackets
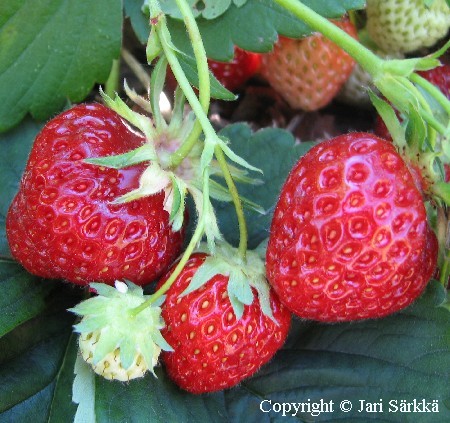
147,0,250,257
104,58,120,99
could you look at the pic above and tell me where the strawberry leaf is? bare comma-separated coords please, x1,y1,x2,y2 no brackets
226,281,450,422
73,355,96,423
0,0,122,132
0,262,56,338
126,0,365,60
0,118,42,257
0,311,77,420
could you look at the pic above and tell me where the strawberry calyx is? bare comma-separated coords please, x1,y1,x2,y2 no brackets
179,241,277,322
69,280,172,381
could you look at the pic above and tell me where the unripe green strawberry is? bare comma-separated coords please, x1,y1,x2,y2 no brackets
70,281,172,381
366,0,450,54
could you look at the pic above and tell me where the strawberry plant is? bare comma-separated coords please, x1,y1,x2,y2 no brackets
1,0,450,422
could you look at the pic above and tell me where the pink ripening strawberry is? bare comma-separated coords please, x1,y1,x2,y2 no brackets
260,17,358,111
266,132,437,322
6,103,186,286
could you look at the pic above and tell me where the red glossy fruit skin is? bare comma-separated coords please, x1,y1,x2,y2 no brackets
208,47,261,92
158,253,291,394
266,133,437,322
260,18,357,111
6,103,185,286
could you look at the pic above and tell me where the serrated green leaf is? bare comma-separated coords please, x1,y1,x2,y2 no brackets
0,0,122,132
95,368,228,422
0,311,75,417
0,262,57,337
166,0,366,61
128,0,364,60
73,353,96,423
215,123,314,247
0,118,42,257
226,281,450,422
160,0,233,20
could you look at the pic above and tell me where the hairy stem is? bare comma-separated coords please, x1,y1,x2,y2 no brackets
168,0,211,169
214,145,248,259
104,59,120,98
122,48,151,89
410,73,450,120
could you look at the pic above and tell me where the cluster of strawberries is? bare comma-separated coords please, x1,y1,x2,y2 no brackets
6,0,450,395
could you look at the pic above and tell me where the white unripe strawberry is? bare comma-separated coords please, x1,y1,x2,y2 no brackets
70,281,172,382
366,0,450,54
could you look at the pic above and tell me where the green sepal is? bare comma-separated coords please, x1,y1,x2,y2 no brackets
405,105,428,151
167,86,187,133
146,26,162,63
218,137,263,174
113,164,170,204
369,91,406,148
432,181,450,206
428,39,450,60
99,87,157,141
120,336,137,370
150,57,169,130
201,138,217,173
209,179,265,214
189,184,223,252
180,256,230,297
124,80,153,114
169,175,187,231
227,269,254,320
84,144,157,169
92,327,121,365
69,280,172,376
73,315,111,334
89,282,121,297
177,53,237,101
186,242,278,323
382,57,441,76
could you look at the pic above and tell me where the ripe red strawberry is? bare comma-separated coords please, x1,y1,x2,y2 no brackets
260,18,357,111
208,47,261,92
158,253,291,394
266,133,437,322
6,103,185,286
374,64,450,141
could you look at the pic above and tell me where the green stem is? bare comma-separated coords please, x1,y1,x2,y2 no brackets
131,221,205,316
168,0,211,169
131,170,211,315
273,0,382,75
214,145,248,259
410,73,450,119
104,59,120,98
